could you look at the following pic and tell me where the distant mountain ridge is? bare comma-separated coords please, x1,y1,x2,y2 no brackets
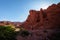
0,21,22,27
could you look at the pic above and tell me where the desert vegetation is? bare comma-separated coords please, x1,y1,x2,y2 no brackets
0,25,17,40
0,25,30,40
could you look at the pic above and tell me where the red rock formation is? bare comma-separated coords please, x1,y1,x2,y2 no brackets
22,2,60,30
45,3,60,29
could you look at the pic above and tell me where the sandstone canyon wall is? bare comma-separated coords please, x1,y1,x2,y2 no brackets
17,3,60,40
22,3,60,30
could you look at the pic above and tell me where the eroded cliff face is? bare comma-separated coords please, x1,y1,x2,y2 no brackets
46,3,60,29
22,3,60,30
17,3,60,40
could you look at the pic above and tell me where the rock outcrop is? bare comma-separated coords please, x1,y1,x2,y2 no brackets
22,2,60,30
17,3,60,40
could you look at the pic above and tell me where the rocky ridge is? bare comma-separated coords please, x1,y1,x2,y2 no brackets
22,2,60,30
17,3,60,40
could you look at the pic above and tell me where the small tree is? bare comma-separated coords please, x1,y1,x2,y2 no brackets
0,25,17,40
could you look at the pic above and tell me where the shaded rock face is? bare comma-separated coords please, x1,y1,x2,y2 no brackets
22,3,60,30
46,3,60,29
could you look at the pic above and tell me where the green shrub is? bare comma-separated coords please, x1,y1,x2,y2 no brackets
20,30,30,37
19,27,30,37
0,26,17,40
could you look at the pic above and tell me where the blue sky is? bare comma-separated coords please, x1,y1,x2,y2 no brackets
0,0,60,22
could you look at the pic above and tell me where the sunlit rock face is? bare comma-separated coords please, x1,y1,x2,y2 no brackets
17,3,60,40
22,2,60,30
22,10,41,29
